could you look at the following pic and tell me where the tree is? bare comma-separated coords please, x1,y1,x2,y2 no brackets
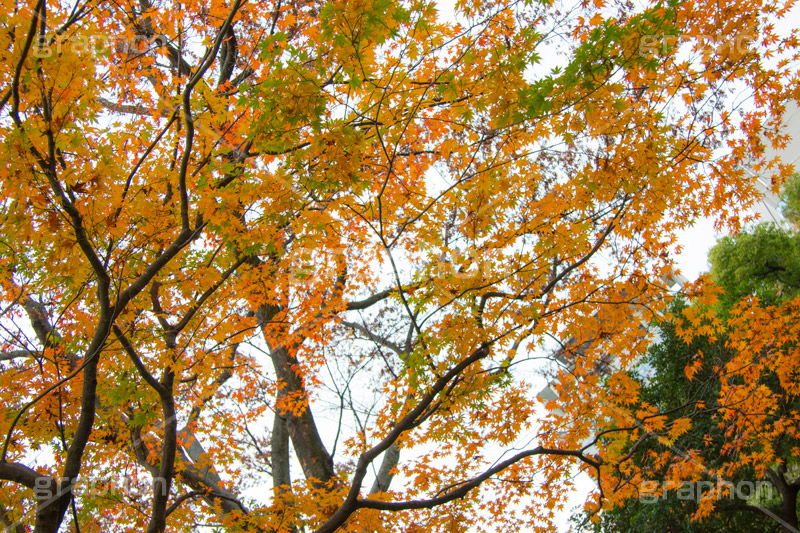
709,224,800,312
0,0,797,531
585,195,800,532
779,173,800,226
577,301,782,532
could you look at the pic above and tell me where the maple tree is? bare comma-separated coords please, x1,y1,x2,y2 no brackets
584,194,800,532
0,0,799,530
579,302,782,532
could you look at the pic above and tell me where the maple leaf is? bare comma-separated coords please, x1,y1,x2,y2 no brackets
0,0,798,531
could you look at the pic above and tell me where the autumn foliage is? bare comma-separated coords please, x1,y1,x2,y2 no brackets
587,212,800,532
0,0,798,530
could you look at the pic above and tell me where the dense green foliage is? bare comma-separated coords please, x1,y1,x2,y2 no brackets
780,173,800,226
579,307,779,532
581,179,800,531
709,224,800,312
